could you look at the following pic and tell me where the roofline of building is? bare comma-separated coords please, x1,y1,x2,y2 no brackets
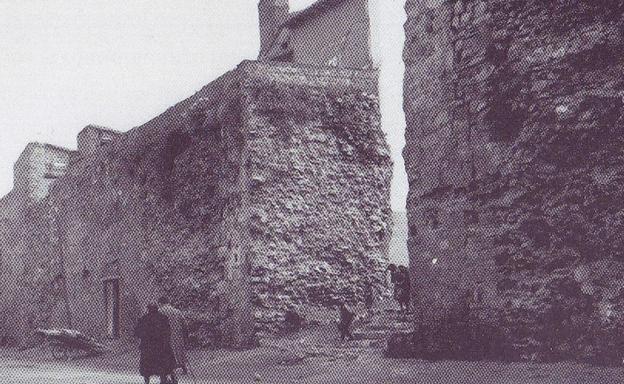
13,142,75,176
283,0,347,27
42,143,76,154
24,142,76,155
80,124,122,135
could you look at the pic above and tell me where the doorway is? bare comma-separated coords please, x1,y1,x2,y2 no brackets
103,278,120,338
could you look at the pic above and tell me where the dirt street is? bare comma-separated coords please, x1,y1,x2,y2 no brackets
2,344,624,384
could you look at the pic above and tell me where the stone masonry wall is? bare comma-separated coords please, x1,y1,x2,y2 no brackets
404,0,624,361
0,191,27,344
0,143,74,344
241,62,392,329
0,61,392,346
2,69,252,347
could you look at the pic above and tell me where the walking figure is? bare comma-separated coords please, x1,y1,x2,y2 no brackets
338,301,355,341
134,303,177,384
158,296,189,375
388,264,411,315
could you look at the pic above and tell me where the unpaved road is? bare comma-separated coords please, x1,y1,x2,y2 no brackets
1,359,138,384
0,357,236,384
2,348,624,384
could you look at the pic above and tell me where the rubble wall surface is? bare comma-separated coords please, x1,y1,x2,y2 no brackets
0,61,392,346
403,0,624,361
240,62,392,329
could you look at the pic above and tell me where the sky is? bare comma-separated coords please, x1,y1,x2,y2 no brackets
0,0,408,211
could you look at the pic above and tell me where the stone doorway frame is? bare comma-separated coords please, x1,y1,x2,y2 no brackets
103,277,121,339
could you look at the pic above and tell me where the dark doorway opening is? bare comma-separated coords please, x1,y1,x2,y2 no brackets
104,278,120,338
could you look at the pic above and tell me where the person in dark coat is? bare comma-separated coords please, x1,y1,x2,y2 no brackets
397,265,411,313
338,301,355,341
158,297,189,375
388,264,411,315
134,303,177,384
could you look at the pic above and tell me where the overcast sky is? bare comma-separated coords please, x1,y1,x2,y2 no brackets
0,0,407,211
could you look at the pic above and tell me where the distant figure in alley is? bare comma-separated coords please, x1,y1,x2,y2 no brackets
338,301,355,341
388,264,411,315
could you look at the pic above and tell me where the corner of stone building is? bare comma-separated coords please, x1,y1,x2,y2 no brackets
12,142,75,203
235,61,393,330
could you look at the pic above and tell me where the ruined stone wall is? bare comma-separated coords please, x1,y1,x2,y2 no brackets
1,69,251,347
404,0,624,361
240,62,392,328
0,191,26,343
0,61,391,346
0,144,74,344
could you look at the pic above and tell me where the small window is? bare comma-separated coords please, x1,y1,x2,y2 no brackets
476,290,484,303
424,208,440,230
464,210,478,225
100,133,114,146
52,273,65,291
44,162,67,179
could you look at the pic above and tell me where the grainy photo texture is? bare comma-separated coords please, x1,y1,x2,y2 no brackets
0,0,623,383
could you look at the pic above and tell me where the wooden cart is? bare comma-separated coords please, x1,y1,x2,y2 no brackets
35,328,109,361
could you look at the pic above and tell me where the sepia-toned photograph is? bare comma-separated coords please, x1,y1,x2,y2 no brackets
0,0,623,382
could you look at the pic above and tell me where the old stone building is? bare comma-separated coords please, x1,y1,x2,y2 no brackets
0,143,75,343
258,0,372,68
404,0,624,361
0,60,392,347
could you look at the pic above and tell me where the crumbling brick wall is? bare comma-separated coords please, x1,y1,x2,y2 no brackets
0,61,392,346
404,0,624,361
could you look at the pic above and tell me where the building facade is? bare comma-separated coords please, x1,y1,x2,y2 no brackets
258,0,372,69
0,61,392,347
